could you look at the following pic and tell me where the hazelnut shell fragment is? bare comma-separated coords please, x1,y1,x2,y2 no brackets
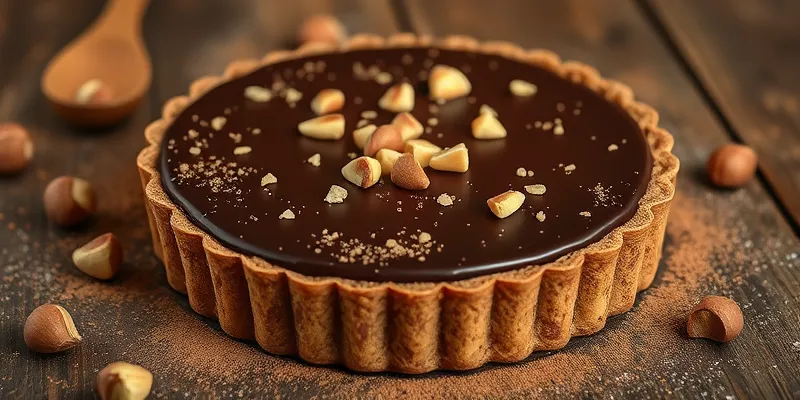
23,304,82,353
43,176,97,227
0,123,34,174
391,153,430,190
72,233,123,280
96,361,153,400
687,295,744,343
706,144,757,188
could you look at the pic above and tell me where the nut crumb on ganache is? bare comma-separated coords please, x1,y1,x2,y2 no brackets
437,193,454,207
260,173,277,186
279,209,295,220
307,153,321,167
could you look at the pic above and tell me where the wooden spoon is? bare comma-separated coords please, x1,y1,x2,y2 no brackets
41,0,152,128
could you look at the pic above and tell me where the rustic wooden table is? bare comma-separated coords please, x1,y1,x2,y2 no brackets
2,0,799,398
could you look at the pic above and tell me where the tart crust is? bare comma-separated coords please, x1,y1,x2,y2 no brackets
137,34,679,374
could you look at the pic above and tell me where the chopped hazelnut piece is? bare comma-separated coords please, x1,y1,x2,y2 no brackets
419,232,432,243
279,209,296,220
527,170,534,177
608,144,619,151
353,124,377,149
376,148,402,176
579,211,592,217
429,65,472,101
310,88,345,115
404,139,442,168
524,184,546,195
564,164,576,174
74,79,113,105
285,88,303,103
429,143,469,173
487,190,525,219
307,153,321,167
516,167,527,177
391,112,424,141
363,125,404,157
378,82,415,112
553,124,565,135
479,104,498,117
244,86,273,102
472,112,507,139
189,147,201,156
375,72,393,85
342,156,381,188
509,79,538,97
261,173,277,186
233,146,252,155
536,211,546,222
356,119,370,128
391,153,430,190
324,185,348,204
298,114,345,140
437,193,454,207
361,110,378,119
211,116,227,131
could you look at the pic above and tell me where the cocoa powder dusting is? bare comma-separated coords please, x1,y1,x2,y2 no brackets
3,176,799,398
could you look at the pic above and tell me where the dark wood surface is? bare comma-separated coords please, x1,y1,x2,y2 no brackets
1,0,798,398
646,0,800,231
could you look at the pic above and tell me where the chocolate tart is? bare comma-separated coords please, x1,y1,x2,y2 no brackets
137,34,679,373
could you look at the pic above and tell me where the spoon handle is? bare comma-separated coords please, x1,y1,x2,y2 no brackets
97,0,151,34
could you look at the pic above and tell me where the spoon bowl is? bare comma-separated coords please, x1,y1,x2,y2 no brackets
41,0,151,128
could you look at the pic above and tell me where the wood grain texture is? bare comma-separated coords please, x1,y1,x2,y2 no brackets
646,0,800,231
1,0,799,398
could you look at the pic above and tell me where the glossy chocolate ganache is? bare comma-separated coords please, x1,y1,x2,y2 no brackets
160,47,652,283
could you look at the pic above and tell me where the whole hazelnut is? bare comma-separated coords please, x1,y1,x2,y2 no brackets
687,295,744,343
73,233,123,280
75,79,114,105
96,361,153,400
706,144,757,188
297,14,347,46
23,304,82,353
0,123,34,174
43,176,97,227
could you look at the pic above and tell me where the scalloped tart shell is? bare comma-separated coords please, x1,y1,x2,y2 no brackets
137,34,679,374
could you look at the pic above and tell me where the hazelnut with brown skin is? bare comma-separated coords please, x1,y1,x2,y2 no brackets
706,144,757,188
687,295,744,343
73,233,123,280
23,304,82,353
0,123,34,174
75,79,114,105
43,176,97,227
96,362,153,400
297,14,347,46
